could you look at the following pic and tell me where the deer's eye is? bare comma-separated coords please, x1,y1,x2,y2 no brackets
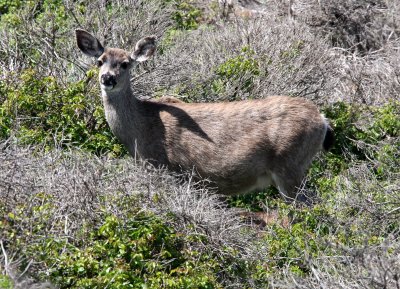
121,62,129,69
97,60,103,67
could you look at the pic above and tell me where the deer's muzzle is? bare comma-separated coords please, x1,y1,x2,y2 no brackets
101,73,117,88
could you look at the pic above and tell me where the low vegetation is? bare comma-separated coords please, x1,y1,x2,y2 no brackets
1,0,399,288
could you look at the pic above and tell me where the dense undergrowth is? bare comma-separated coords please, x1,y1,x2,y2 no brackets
1,0,399,288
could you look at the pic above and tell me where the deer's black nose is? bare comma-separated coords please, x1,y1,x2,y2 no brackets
101,73,116,87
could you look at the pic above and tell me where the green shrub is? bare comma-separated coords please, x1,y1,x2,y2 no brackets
0,0,73,70
0,69,125,156
174,45,262,102
324,101,399,156
303,101,399,197
172,1,202,31
212,46,260,100
1,188,266,288
0,0,24,15
160,1,202,55
227,189,280,212
39,214,219,288
0,275,13,289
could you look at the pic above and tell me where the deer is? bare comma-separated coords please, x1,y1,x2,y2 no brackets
76,29,334,202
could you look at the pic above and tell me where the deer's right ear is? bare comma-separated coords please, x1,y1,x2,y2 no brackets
76,29,104,58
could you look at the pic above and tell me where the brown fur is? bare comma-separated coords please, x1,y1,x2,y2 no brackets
76,29,333,200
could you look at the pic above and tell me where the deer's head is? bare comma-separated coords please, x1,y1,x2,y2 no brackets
76,29,155,94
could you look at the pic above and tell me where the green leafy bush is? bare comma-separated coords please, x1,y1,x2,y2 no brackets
172,1,202,31
212,46,260,100
227,189,280,212
324,101,399,152
160,1,203,55
0,0,23,15
176,46,262,102
1,184,266,288
0,275,13,289
303,101,399,198
32,214,218,288
322,101,399,173
0,0,72,70
0,69,125,156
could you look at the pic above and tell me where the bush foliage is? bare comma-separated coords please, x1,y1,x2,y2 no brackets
0,69,124,155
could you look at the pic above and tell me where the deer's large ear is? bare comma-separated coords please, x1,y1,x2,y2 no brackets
131,36,156,63
76,29,104,58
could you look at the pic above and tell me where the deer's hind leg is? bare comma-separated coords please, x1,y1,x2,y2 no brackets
272,170,305,203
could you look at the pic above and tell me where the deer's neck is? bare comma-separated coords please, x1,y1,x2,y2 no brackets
101,86,147,156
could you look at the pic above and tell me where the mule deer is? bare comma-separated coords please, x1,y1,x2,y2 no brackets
76,29,334,201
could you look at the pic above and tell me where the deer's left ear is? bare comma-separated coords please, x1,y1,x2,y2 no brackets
131,36,156,63
76,29,104,58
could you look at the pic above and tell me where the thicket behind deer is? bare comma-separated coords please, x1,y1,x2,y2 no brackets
76,29,334,201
